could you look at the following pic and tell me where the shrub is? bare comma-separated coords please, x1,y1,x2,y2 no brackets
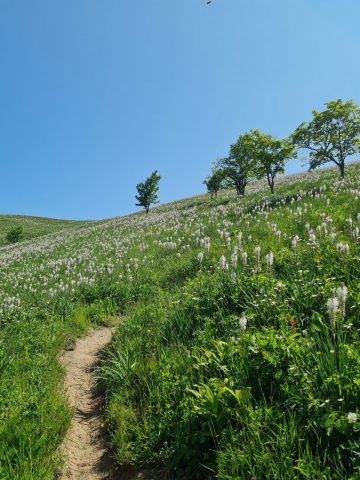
6,226,23,244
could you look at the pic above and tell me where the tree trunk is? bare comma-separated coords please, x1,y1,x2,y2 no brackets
235,178,246,196
267,172,274,194
339,162,345,179
240,179,246,196
270,177,275,194
267,175,274,194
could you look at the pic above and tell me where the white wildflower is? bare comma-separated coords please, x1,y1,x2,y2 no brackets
220,255,228,271
292,235,299,250
239,314,248,334
347,412,357,422
266,251,274,276
242,251,248,266
231,251,238,270
254,246,261,271
327,296,339,332
266,251,274,267
336,283,348,304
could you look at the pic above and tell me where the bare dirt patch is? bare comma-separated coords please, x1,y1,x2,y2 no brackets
60,326,117,479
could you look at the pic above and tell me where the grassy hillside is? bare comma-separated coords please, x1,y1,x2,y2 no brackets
0,214,91,246
0,164,359,479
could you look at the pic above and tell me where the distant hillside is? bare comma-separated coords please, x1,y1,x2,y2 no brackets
2,163,358,247
0,215,91,246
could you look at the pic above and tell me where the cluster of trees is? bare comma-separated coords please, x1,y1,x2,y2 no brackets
135,99,360,213
204,99,360,196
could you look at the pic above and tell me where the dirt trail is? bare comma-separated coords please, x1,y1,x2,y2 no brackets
60,326,116,480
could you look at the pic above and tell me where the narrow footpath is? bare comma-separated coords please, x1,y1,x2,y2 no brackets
60,326,116,480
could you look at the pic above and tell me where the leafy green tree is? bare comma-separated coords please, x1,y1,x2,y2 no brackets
292,99,360,179
6,226,23,244
217,133,257,196
203,168,224,197
135,170,161,213
249,130,296,194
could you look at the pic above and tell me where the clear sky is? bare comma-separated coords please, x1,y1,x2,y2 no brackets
1,0,359,220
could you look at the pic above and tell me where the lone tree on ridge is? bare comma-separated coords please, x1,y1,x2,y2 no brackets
135,170,161,213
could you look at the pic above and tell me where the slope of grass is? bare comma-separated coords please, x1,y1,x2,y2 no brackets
0,164,359,479
0,215,90,246
99,166,360,479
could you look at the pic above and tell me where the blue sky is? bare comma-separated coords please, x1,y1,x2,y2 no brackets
1,0,359,219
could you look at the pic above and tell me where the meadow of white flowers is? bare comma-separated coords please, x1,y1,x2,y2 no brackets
1,164,359,479
0,165,356,320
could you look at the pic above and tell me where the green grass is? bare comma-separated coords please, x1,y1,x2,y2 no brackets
98,166,360,479
0,300,118,479
0,214,90,246
0,304,80,478
0,164,359,479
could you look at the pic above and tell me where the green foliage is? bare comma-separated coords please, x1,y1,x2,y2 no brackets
0,215,89,246
247,129,296,193
217,411,343,480
1,164,360,479
135,170,161,213
98,165,360,478
213,129,295,196
292,99,360,179
217,131,258,195
203,168,225,197
0,295,122,479
106,399,143,464
5,226,23,244
0,304,88,479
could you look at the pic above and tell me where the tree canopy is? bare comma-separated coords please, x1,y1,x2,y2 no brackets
248,130,296,193
216,132,258,196
204,99,359,197
135,170,161,213
209,130,294,196
292,99,360,178
203,168,225,197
